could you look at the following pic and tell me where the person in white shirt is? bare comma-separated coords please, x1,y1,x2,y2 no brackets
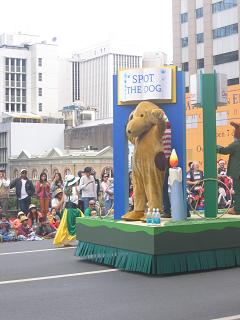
79,167,96,211
0,169,10,214
10,169,35,214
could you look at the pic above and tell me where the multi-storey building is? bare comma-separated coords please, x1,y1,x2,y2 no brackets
172,0,239,91
0,33,59,116
70,42,142,120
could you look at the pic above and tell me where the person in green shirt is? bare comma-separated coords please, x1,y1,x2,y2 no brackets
84,200,99,217
217,122,240,215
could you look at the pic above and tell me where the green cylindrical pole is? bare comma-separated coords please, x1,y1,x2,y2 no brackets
201,74,218,218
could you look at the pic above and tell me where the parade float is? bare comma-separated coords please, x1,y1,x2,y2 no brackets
75,67,240,275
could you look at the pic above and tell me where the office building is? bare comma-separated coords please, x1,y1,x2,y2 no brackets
0,33,59,116
172,0,239,90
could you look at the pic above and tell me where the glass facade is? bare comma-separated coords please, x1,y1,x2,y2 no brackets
212,0,237,13
196,7,203,19
181,37,188,47
181,12,188,23
213,23,238,39
5,57,27,113
213,50,239,65
196,33,204,44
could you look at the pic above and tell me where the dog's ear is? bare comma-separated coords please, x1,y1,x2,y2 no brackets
148,109,164,124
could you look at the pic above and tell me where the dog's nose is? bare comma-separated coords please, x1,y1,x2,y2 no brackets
128,130,131,134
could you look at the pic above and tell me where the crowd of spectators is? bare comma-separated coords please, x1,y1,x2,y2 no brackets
0,166,114,242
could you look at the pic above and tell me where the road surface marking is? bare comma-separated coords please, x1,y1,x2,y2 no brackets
0,269,119,285
0,247,76,256
211,315,240,320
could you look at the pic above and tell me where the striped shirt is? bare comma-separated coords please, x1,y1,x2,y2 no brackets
162,113,172,159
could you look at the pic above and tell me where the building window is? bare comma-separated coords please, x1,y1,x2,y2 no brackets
22,59,26,73
182,62,189,71
16,104,20,112
181,37,188,47
185,87,189,93
227,78,239,85
38,88,42,96
197,58,204,69
38,58,42,67
196,33,204,44
213,50,239,65
213,23,238,39
22,104,26,112
39,103,42,112
181,12,188,23
32,169,38,180
212,0,237,13
11,103,15,112
13,169,19,178
38,73,42,81
196,7,203,19
5,103,9,112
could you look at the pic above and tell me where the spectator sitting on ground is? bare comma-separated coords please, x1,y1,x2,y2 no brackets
27,204,42,231
51,188,64,218
12,211,25,231
36,217,56,239
17,215,42,241
17,215,33,238
47,208,60,228
84,200,99,217
0,214,16,242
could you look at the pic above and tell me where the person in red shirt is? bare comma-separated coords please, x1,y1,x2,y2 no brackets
35,172,51,216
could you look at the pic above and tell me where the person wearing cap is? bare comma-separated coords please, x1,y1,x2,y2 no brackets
12,211,25,231
79,167,96,211
27,204,42,230
0,168,10,214
10,169,35,214
217,122,240,215
17,215,32,238
53,175,83,246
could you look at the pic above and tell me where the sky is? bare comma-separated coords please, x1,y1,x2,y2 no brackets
0,0,173,60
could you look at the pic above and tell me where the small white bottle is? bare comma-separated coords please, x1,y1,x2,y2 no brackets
155,208,161,225
146,208,152,225
152,208,156,225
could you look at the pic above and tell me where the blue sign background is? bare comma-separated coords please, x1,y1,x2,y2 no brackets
113,71,186,220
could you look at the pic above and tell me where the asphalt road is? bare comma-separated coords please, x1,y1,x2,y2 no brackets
0,240,240,320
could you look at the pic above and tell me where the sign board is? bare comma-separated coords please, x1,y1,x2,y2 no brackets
216,73,227,106
118,67,176,105
190,74,201,106
190,73,227,107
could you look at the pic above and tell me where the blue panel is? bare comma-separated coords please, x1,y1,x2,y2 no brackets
113,71,186,220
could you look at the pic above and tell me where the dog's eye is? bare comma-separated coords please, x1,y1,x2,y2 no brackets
140,114,144,117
